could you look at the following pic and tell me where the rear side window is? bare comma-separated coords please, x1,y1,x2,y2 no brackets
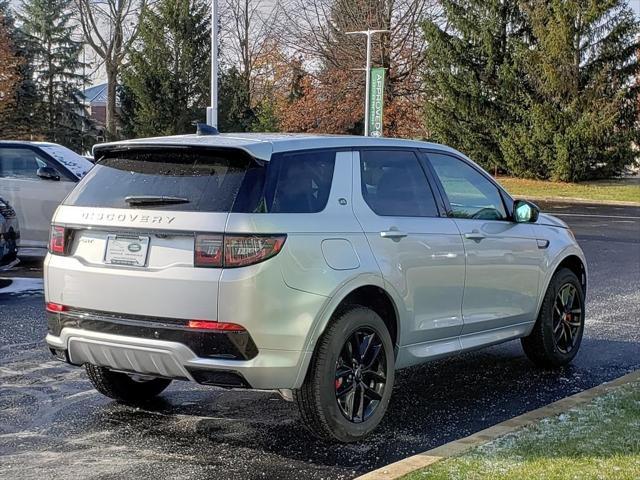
64,147,336,213
360,149,438,217
241,150,336,214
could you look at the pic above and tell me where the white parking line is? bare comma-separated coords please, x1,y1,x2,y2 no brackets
549,213,640,220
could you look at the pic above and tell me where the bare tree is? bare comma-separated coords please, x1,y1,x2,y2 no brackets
283,0,442,95
219,0,282,106
278,0,442,136
76,0,147,140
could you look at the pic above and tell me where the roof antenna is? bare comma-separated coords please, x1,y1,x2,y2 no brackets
196,122,219,136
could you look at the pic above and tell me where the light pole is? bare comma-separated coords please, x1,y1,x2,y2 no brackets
346,29,389,136
206,0,219,128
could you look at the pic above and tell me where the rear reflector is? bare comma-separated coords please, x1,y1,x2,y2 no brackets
49,225,67,255
46,302,67,313
187,320,245,332
194,234,223,267
194,233,286,268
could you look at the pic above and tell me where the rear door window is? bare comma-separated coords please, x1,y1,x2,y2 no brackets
360,149,439,217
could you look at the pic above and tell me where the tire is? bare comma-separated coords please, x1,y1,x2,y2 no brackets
522,268,585,368
85,364,172,404
294,305,395,443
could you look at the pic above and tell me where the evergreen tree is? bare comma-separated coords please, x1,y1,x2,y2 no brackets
218,66,255,132
117,82,138,140
121,0,210,137
502,0,639,181
0,10,20,121
18,0,87,149
0,1,39,140
251,98,279,132
422,0,524,172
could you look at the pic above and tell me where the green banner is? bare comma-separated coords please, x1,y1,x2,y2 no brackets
368,67,385,137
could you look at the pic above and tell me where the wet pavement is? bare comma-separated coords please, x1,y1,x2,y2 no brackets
1,201,639,480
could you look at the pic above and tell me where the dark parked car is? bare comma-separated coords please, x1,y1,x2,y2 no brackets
0,197,19,267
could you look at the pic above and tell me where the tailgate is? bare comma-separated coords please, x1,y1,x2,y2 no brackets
45,206,227,320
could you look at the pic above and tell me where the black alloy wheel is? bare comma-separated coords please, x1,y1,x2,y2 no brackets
294,305,395,442
552,283,583,354
521,268,585,368
334,328,387,423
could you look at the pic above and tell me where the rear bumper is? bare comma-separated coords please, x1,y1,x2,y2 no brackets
46,322,305,390
46,307,258,361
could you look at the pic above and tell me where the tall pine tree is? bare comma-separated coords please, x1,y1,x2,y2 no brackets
218,66,255,132
0,9,21,121
422,0,525,172
121,0,210,137
0,1,39,140
502,0,640,181
18,0,87,149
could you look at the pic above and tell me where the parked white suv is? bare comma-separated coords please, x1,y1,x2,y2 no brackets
44,133,587,442
0,141,94,257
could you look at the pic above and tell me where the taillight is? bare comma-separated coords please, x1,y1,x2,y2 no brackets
224,234,286,268
194,234,223,267
194,234,286,268
49,225,68,255
187,320,245,331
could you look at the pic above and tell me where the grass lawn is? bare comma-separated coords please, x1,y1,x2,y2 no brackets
496,177,640,203
404,381,640,480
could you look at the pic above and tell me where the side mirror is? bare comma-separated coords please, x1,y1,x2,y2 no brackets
513,199,540,223
37,166,60,181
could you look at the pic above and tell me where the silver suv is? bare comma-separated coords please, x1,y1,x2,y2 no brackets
44,133,587,442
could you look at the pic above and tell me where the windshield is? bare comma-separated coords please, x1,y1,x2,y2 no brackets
39,144,94,179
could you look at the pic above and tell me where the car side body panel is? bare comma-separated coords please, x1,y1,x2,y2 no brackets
0,143,85,256
530,226,588,330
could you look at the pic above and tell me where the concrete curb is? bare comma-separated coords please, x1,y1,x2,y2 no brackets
523,195,640,207
356,369,640,480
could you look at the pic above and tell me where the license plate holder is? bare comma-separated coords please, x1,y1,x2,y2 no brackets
104,235,150,267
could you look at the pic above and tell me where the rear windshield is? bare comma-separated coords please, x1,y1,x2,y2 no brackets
64,147,336,213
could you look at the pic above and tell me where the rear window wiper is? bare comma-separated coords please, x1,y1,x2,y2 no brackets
124,195,190,206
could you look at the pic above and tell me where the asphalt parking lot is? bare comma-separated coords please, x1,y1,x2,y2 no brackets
1,201,638,480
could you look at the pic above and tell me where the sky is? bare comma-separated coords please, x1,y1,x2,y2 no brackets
8,0,640,87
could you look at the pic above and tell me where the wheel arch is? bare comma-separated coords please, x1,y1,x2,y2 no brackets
336,285,400,347
293,275,403,389
534,249,588,324
556,254,587,296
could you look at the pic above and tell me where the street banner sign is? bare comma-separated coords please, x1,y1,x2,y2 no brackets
368,67,385,137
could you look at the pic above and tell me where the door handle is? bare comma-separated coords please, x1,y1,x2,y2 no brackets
380,230,408,239
464,230,486,241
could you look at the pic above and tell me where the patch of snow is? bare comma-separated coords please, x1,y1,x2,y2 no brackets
39,144,94,179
